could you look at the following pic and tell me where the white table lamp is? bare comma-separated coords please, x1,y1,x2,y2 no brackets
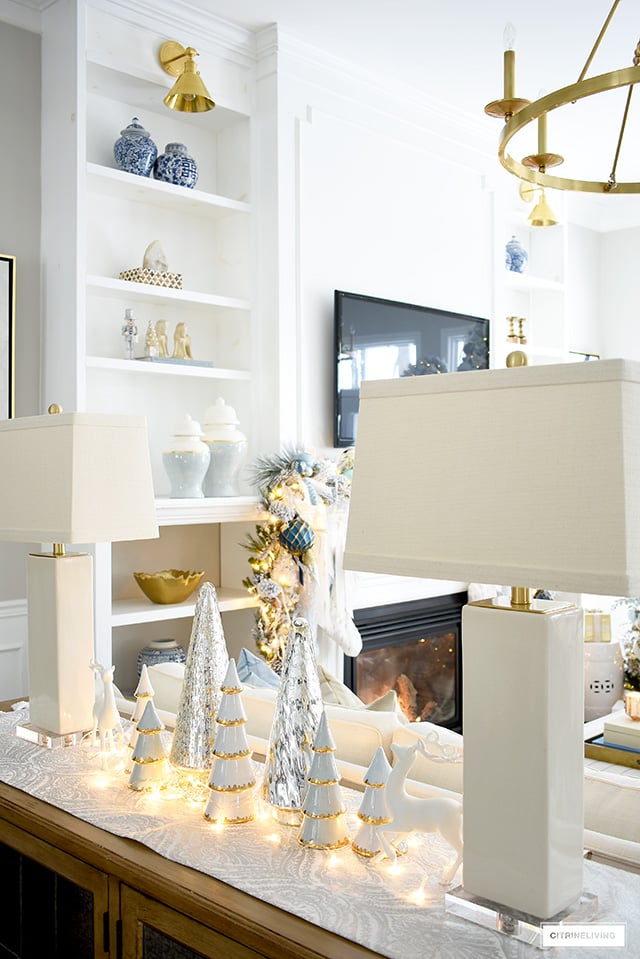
0,408,158,742
344,359,640,926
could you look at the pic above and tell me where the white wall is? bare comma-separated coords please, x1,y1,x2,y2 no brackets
0,20,41,606
566,223,603,358
297,109,492,448
269,33,495,450
600,227,640,360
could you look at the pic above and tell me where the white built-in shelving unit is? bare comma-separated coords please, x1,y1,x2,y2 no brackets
492,187,569,370
39,1,271,687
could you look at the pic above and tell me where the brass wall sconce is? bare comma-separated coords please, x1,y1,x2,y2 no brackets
159,41,215,113
519,180,559,227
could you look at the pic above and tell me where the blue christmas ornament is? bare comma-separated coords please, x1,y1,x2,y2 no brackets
279,516,315,555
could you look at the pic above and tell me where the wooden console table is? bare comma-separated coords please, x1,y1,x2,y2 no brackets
0,780,379,959
2,704,639,959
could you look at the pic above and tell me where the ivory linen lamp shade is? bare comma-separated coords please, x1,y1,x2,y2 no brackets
344,358,640,922
0,411,158,739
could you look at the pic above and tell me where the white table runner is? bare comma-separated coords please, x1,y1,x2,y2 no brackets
0,706,637,958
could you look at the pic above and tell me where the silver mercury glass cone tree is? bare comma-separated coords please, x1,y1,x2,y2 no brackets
169,582,229,775
262,617,323,825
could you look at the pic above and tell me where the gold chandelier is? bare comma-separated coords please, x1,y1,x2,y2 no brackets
485,0,640,194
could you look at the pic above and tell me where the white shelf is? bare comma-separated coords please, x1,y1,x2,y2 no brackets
504,271,564,294
86,162,251,218
87,356,251,381
154,496,262,526
112,587,259,627
86,275,251,311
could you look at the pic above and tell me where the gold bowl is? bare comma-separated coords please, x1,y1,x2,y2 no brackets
133,569,205,605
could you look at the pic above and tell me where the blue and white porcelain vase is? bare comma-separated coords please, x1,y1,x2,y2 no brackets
163,414,210,498
153,142,198,189
136,638,186,678
505,235,528,273
113,117,157,177
202,398,248,497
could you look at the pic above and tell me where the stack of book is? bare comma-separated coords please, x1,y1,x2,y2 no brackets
585,710,640,769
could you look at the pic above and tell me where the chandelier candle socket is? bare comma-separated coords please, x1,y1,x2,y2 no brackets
485,2,640,194
297,711,350,851
351,747,392,859
204,659,257,825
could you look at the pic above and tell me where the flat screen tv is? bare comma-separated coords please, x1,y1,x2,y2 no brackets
334,290,490,447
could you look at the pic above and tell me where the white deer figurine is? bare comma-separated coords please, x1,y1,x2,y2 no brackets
89,660,124,752
376,739,463,885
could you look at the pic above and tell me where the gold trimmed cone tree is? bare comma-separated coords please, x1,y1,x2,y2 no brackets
351,747,392,858
125,664,155,773
204,659,256,824
262,617,324,825
297,711,350,851
128,698,169,791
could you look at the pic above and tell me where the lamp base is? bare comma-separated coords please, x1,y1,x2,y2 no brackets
462,598,585,917
445,885,598,949
15,720,86,749
27,552,95,737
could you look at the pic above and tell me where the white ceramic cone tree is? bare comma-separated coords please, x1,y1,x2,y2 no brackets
204,659,256,825
297,711,350,851
351,746,392,859
128,698,169,791
125,664,155,773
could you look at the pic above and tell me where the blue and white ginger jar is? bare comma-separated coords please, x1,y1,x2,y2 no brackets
136,638,186,678
505,235,528,273
113,117,157,177
154,142,198,189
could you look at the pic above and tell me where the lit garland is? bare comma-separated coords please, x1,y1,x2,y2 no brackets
243,447,354,666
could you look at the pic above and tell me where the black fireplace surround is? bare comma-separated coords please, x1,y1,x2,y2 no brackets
344,592,467,732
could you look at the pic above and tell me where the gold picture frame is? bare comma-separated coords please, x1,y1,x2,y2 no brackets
0,254,15,419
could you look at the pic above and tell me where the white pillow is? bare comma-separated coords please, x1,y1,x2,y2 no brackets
147,662,185,713
239,685,399,767
317,663,364,707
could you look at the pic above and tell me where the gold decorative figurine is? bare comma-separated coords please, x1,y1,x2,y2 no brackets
172,321,193,359
156,320,169,357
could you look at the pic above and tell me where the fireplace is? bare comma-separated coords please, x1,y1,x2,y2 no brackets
344,592,466,732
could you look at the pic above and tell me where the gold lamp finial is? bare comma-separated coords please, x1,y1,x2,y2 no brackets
48,403,63,414
159,41,215,113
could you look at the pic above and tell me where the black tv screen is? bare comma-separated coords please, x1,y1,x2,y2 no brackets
334,290,490,447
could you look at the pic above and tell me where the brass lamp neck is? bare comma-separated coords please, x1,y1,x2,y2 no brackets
511,586,532,608
52,543,65,558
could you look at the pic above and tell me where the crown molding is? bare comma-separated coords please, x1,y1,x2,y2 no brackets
89,0,257,66
269,27,494,171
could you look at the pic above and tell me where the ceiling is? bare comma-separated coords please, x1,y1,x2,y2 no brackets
200,0,640,232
